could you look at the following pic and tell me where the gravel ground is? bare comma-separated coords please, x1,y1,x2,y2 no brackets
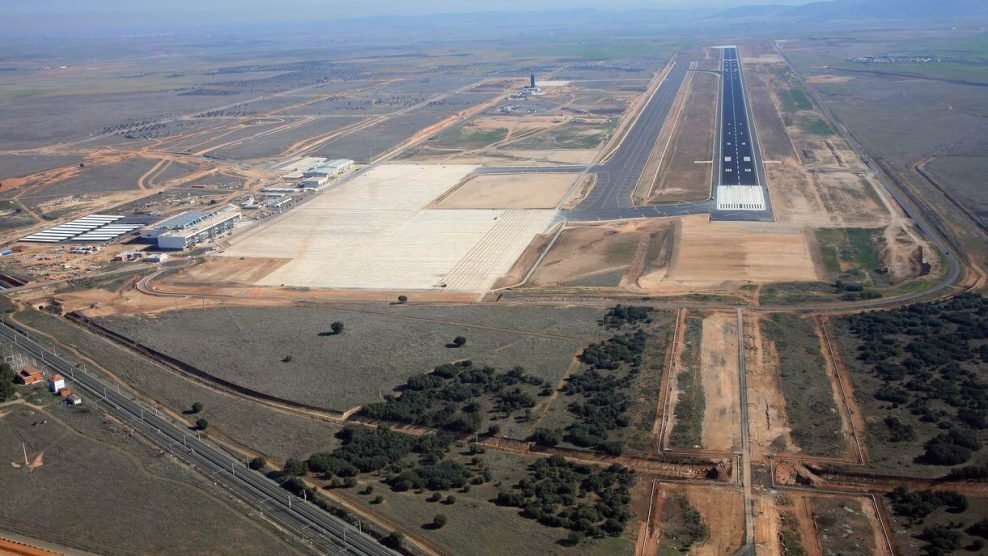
97,304,605,411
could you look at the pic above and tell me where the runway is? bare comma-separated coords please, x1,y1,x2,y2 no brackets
472,48,772,223
710,46,773,221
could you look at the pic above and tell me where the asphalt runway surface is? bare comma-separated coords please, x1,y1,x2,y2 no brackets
475,49,773,222
718,47,758,186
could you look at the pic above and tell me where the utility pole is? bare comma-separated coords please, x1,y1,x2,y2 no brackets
22,442,28,466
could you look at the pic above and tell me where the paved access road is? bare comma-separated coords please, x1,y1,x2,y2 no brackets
567,60,692,219
0,320,396,556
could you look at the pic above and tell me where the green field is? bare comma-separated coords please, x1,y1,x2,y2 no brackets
761,314,845,457
668,315,703,449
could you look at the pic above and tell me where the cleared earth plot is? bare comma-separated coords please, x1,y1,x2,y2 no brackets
97,304,604,411
219,164,556,291
647,215,820,289
434,173,578,209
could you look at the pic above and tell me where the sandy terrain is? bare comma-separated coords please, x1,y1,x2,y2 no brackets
179,256,289,285
527,220,672,288
641,216,820,291
686,485,745,556
745,315,796,456
699,313,741,452
806,75,854,84
434,173,579,209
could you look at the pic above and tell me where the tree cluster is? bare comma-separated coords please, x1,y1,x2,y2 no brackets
846,293,988,465
532,331,648,454
601,304,652,328
495,455,635,538
0,362,16,402
305,426,451,478
888,486,968,523
359,361,543,434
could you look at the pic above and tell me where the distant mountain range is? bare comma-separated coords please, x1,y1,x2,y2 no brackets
711,0,988,21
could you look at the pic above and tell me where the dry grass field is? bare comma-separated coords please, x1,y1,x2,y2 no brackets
96,304,604,411
0,404,298,555
11,309,347,463
644,67,717,203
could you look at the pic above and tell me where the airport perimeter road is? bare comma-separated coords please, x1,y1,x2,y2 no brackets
0,321,396,556
568,60,691,216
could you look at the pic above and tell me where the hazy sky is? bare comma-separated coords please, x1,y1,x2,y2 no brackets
0,0,813,37
3,0,809,21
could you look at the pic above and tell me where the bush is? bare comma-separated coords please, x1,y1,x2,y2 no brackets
432,514,447,529
194,418,209,431
249,457,266,471
191,402,203,414
531,428,561,447
283,458,308,477
397,295,408,304
330,321,344,335
381,532,403,549
452,336,467,348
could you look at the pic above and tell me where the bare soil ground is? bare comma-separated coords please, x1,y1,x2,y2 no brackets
0,404,299,555
526,221,672,289
698,312,741,452
686,485,745,556
642,216,820,292
642,483,744,555
644,69,717,203
434,172,578,209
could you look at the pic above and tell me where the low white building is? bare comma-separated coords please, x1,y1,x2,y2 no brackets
48,373,65,393
157,209,242,250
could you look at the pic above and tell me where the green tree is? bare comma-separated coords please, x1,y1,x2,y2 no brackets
381,532,403,549
195,418,209,431
432,514,447,529
397,295,408,304
283,458,307,476
249,457,266,470
0,363,16,402
452,336,466,348
191,401,203,414
331,321,344,335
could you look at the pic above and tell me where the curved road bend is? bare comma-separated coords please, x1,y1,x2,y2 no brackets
0,321,396,556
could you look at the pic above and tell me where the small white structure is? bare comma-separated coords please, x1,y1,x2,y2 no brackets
145,253,169,263
66,394,82,406
48,373,65,393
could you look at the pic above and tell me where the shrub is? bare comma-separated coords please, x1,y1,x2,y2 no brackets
249,457,266,470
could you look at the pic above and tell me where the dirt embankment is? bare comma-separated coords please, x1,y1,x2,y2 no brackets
699,313,741,452
745,314,795,458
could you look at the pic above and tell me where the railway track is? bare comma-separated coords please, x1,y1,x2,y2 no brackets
0,319,397,556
